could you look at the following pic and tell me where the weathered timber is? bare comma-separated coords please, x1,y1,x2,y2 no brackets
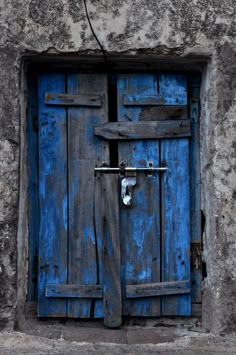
126,280,190,298
189,85,202,304
160,73,191,316
67,74,109,318
139,105,188,121
27,76,39,302
161,137,191,316
118,74,161,317
123,76,187,106
45,92,102,107
124,94,165,106
46,284,103,298
99,174,122,328
192,303,202,317
94,120,191,140
38,74,68,317
159,74,188,105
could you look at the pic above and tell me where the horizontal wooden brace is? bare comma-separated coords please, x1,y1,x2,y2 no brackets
126,280,190,298
124,94,187,106
45,93,102,107
94,120,191,140
46,284,103,298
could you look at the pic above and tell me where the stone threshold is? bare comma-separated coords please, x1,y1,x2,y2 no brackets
17,317,203,344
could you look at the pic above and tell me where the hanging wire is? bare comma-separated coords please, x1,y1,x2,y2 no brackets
83,0,108,63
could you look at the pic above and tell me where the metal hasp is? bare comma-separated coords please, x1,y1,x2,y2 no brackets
95,162,168,207
121,177,136,206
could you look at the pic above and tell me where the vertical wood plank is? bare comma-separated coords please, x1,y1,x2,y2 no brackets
189,81,202,304
189,85,201,244
117,74,161,316
67,74,109,318
161,138,191,315
160,74,191,316
38,74,68,317
27,75,39,301
100,174,122,328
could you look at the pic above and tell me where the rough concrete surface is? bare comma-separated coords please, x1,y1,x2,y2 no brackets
18,317,202,343
0,0,236,335
2,330,236,355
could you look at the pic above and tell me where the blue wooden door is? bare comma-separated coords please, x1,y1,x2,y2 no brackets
37,72,192,326
38,73,109,318
116,74,191,317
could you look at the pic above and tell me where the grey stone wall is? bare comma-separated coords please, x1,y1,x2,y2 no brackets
0,0,235,334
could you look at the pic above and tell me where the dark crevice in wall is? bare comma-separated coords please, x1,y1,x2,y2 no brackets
202,261,207,279
201,210,207,279
201,210,206,237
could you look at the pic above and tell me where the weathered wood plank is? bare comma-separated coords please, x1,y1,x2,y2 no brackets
94,120,191,140
189,85,202,304
67,74,109,318
160,73,191,316
189,87,201,244
191,270,202,304
118,74,161,317
124,94,165,106
93,173,105,318
45,92,102,107
192,303,202,317
124,75,187,106
161,138,191,316
159,74,188,105
99,174,122,328
27,75,39,302
38,74,68,317
139,105,188,121
46,284,103,298
126,280,190,298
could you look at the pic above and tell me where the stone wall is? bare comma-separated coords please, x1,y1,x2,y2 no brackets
0,0,235,333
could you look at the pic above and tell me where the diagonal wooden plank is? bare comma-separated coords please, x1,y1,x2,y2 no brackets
94,120,191,140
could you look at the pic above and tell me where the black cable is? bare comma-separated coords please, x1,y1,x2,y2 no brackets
83,0,108,63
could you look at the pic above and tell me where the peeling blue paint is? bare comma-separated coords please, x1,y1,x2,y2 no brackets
36,72,192,320
63,195,67,231
83,227,95,244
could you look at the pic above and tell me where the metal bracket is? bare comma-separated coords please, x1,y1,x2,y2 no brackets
94,161,168,206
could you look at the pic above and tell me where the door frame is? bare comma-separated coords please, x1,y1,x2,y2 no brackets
19,60,202,321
